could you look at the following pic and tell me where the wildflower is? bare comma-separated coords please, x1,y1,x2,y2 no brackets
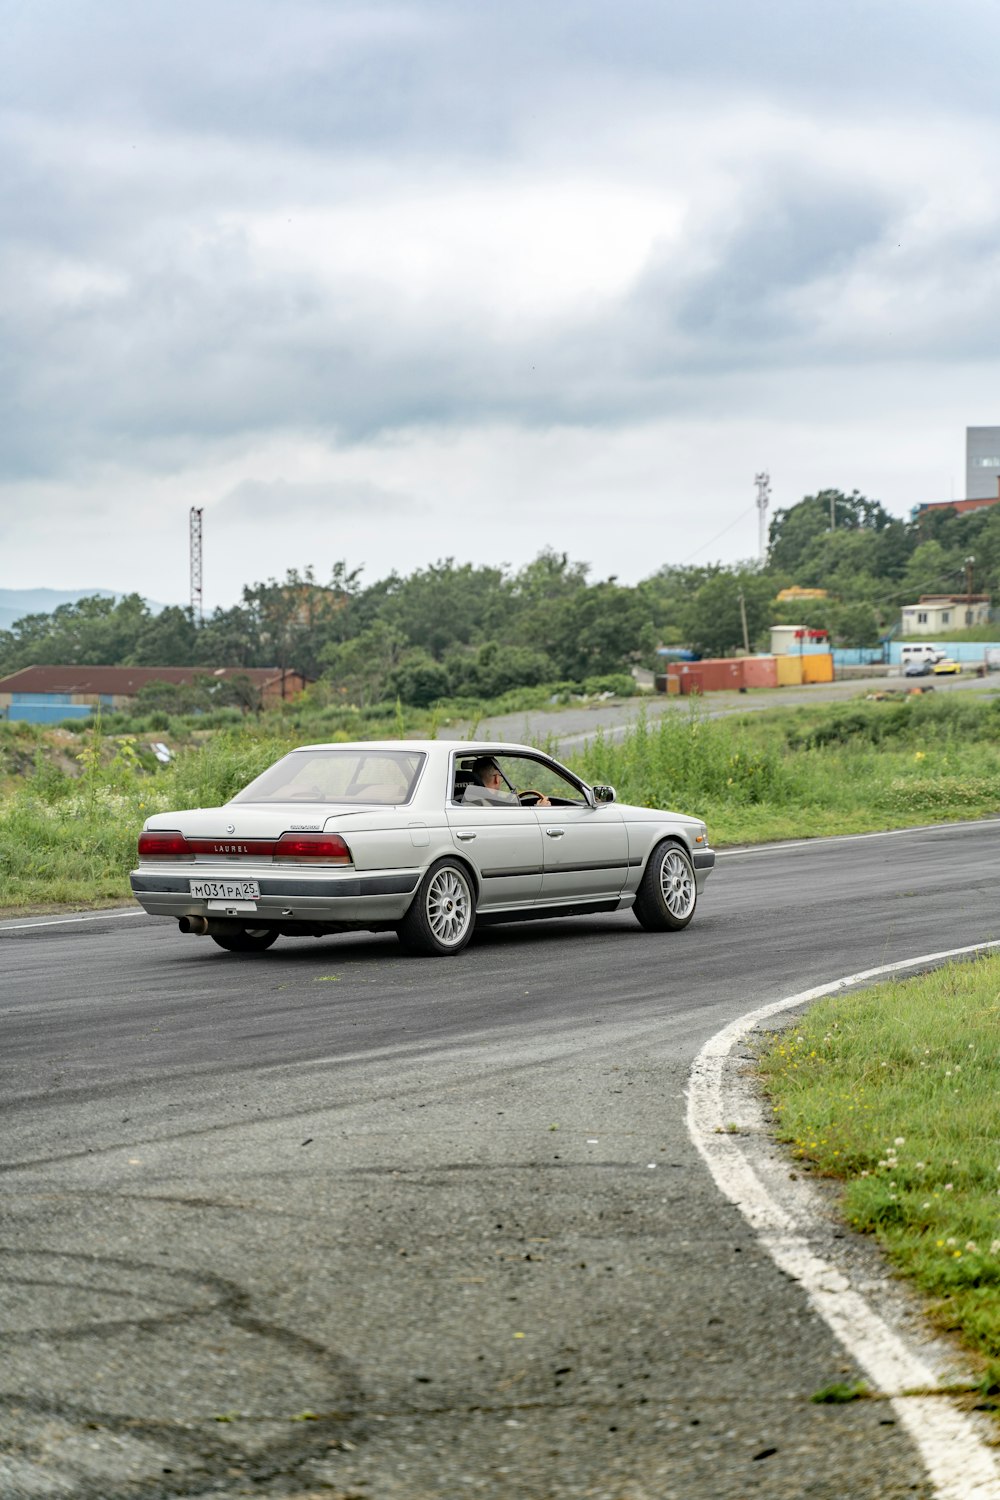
894,1137,905,1147
944,1183,953,1191
965,1241,978,1254
922,1201,931,1210
946,1238,957,1247
990,1241,1000,1257
915,1162,926,1171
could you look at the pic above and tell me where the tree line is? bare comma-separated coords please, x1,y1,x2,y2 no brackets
4,490,999,708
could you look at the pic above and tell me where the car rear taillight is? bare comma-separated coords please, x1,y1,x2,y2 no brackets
138,830,192,860
273,832,352,864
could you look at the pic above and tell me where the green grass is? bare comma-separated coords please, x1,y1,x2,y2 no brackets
4,691,1000,910
757,954,1000,1391
566,694,1000,844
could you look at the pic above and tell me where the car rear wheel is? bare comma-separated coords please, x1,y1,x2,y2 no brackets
397,859,475,956
632,840,697,931
210,926,279,953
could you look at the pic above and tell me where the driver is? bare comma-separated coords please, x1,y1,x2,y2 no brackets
463,757,550,807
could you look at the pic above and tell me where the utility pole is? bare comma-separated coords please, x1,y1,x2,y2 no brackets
829,491,836,531
754,472,771,563
738,588,751,654
965,555,976,596
189,507,204,623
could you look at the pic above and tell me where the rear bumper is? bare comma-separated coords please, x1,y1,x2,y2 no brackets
130,865,421,927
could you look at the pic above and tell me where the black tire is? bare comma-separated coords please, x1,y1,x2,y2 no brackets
632,840,697,931
210,926,279,953
396,859,475,956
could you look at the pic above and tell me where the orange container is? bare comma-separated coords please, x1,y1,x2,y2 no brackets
801,653,834,684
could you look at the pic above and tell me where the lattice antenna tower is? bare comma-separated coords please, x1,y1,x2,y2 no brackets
754,472,771,564
189,507,204,622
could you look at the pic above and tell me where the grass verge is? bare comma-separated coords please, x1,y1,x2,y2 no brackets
756,953,1000,1395
4,690,1000,910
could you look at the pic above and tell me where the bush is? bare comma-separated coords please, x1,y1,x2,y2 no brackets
388,651,451,708
570,708,788,809
581,673,638,698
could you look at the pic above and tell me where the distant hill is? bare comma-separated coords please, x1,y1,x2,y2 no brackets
0,588,170,632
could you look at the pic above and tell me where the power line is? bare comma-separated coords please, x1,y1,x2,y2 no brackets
678,503,759,565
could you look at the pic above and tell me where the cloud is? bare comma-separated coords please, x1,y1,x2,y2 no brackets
217,477,420,521
3,0,1000,601
5,87,1000,486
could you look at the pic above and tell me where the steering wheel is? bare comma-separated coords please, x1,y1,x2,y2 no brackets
517,789,547,805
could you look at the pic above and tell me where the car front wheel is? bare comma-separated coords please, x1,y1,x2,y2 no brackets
397,859,475,956
210,926,279,953
632,840,697,931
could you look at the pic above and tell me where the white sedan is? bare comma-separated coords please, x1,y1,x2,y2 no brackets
130,740,715,956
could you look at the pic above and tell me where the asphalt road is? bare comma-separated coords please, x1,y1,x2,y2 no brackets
438,670,1000,751
3,820,1000,1499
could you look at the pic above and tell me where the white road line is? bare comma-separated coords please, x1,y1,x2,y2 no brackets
687,942,1000,1500
720,816,1000,857
0,909,144,933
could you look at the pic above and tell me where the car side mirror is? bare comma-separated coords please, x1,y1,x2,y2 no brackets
592,784,616,804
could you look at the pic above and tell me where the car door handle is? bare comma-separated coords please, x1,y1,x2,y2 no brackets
544,828,565,838
455,831,477,841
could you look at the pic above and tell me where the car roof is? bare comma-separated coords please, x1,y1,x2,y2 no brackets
287,739,541,755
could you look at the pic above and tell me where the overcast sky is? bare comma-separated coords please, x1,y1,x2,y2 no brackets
3,0,999,610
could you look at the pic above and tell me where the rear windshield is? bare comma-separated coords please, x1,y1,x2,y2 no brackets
231,749,425,806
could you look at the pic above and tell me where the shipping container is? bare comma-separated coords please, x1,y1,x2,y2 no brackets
775,655,804,687
740,656,778,689
801,653,834,684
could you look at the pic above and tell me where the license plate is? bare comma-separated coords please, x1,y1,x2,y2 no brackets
190,879,261,900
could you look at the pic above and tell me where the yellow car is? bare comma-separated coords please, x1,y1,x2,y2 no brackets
932,659,962,675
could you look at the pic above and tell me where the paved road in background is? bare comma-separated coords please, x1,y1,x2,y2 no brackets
438,671,999,752
3,820,999,1498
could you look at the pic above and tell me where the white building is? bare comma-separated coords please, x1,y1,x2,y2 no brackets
900,595,991,636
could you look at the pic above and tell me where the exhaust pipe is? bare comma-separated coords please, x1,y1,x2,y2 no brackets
178,915,209,935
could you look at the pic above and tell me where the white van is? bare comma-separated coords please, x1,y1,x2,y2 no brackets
900,643,947,667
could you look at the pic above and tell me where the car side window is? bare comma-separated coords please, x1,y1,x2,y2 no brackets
494,756,587,805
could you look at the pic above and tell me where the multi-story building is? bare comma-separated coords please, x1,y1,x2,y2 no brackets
966,427,1000,499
